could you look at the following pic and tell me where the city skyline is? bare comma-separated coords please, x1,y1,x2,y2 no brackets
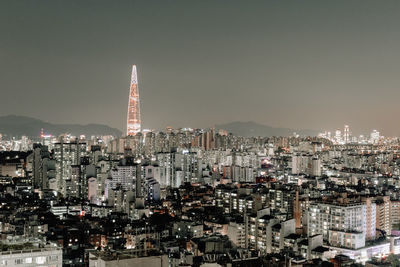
3,2,400,265
2,1,400,135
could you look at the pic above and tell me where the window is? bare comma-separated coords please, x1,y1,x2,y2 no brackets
26,258,32,264
36,256,46,264
15,259,23,264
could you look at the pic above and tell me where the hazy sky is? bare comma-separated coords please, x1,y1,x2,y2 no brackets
1,1,400,135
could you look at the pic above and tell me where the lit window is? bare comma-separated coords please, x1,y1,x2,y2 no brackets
36,256,46,264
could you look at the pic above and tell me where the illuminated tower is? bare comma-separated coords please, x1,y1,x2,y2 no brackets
335,129,342,144
127,65,141,135
344,125,350,144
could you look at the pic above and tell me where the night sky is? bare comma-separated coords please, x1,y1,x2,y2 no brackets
1,1,400,135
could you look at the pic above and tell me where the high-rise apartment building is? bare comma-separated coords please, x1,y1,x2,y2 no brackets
308,201,367,249
54,138,87,194
376,196,391,234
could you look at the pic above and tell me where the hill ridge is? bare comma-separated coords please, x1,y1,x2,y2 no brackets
0,115,122,137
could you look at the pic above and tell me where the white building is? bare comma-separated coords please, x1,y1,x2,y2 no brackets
344,125,350,144
0,246,62,267
370,130,380,144
311,157,321,177
88,177,97,203
109,165,138,191
292,154,310,175
308,202,367,249
227,221,246,248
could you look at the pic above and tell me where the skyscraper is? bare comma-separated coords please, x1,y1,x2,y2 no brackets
335,129,342,144
127,65,141,136
344,125,350,144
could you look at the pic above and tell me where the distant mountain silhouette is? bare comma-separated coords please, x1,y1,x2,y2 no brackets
0,115,122,137
215,121,319,137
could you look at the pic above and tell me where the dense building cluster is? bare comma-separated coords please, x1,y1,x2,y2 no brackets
319,125,384,145
1,128,400,266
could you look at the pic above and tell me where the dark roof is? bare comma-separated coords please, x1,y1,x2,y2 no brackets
285,233,301,240
312,246,329,253
272,223,281,230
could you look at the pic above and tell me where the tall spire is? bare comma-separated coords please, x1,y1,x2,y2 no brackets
127,65,141,135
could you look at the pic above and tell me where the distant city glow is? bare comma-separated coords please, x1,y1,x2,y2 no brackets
319,124,383,145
